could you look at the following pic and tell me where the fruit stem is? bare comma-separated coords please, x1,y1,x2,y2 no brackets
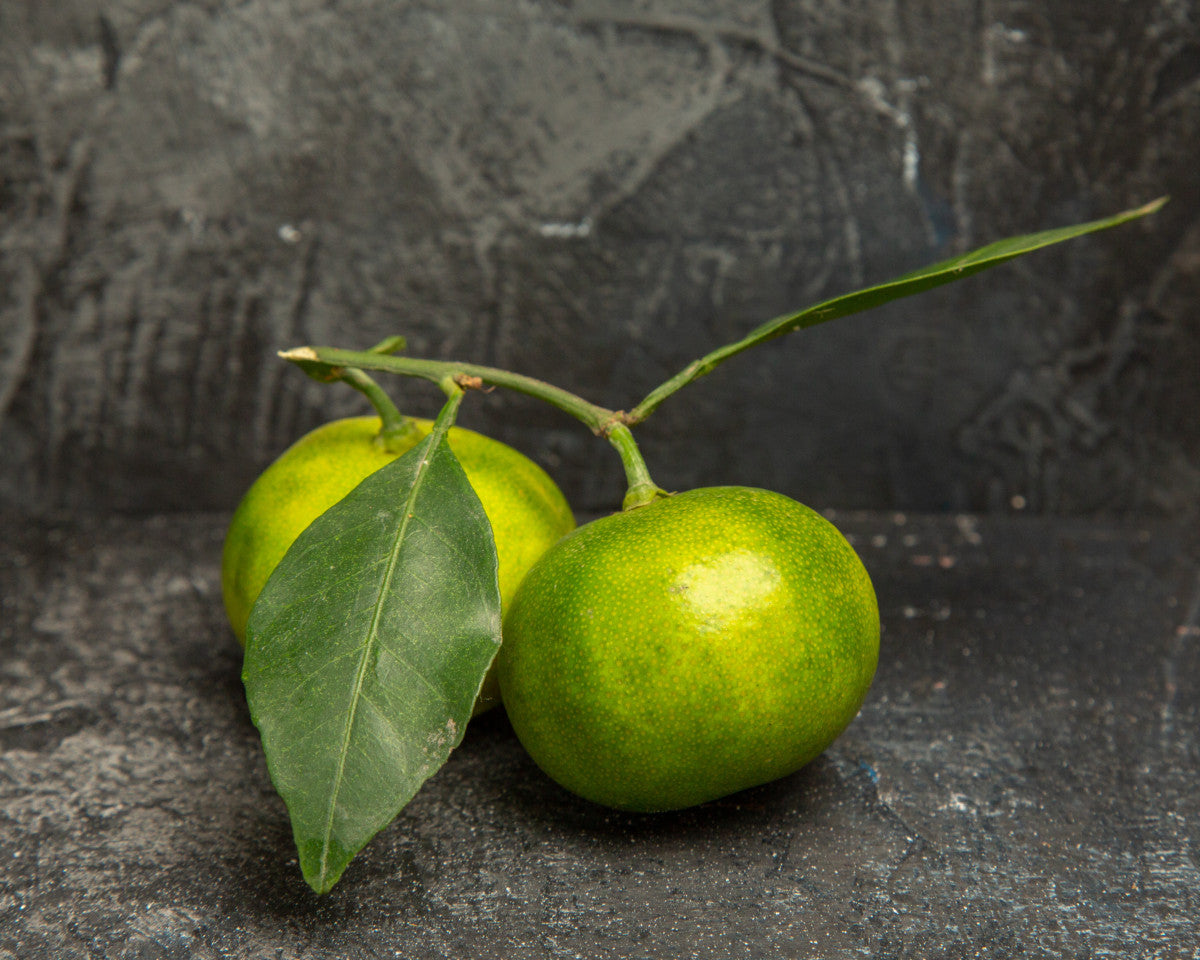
336,367,422,452
281,344,666,509
280,346,617,435
606,423,667,510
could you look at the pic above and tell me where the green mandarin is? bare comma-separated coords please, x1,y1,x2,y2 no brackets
222,416,575,712
498,486,879,810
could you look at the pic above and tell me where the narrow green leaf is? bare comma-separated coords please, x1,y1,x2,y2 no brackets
242,392,501,894
750,196,1167,342
630,196,1167,420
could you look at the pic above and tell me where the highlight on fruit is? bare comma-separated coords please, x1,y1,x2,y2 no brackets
224,198,1165,892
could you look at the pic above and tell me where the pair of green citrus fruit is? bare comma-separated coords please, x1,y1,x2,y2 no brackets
222,416,879,811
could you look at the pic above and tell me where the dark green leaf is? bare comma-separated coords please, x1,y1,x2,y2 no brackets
242,393,501,894
631,197,1167,419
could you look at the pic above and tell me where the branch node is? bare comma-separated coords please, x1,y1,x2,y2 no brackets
453,374,487,391
598,411,634,437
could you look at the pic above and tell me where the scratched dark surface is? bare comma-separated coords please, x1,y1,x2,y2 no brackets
2,1,1199,520
1,510,1196,959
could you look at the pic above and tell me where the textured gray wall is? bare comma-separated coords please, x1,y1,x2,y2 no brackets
2,1,1198,519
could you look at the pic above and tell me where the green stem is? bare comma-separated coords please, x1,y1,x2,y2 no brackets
367,335,407,356
281,345,617,435
606,423,667,510
437,374,465,402
427,378,467,446
282,343,667,510
334,367,422,451
625,346,740,424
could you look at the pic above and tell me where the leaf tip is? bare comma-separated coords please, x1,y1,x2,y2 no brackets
307,873,337,895
299,838,349,895
1142,195,1169,215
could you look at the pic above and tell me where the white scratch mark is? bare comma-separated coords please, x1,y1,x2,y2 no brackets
856,75,924,193
538,216,593,239
943,793,973,814
902,130,919,192
982,22,1028,86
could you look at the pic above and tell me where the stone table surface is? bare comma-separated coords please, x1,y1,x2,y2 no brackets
1,509,1197,959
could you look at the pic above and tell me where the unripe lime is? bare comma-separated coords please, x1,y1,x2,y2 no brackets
221,416,575,712
497,486,879,810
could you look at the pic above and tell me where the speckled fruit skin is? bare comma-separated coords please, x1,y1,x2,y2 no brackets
497,486,880,811
221,416,575,712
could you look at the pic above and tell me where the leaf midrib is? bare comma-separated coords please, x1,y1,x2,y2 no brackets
315,438,438,891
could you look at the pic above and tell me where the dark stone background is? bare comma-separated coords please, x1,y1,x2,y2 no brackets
2,510,1197,958
3,6,1200,956
2,0,1198,521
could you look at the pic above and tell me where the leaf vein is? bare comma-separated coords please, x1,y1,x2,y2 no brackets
315,434,441,889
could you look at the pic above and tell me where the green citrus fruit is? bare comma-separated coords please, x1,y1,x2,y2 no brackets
221,415,575,712
497,486,879,811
